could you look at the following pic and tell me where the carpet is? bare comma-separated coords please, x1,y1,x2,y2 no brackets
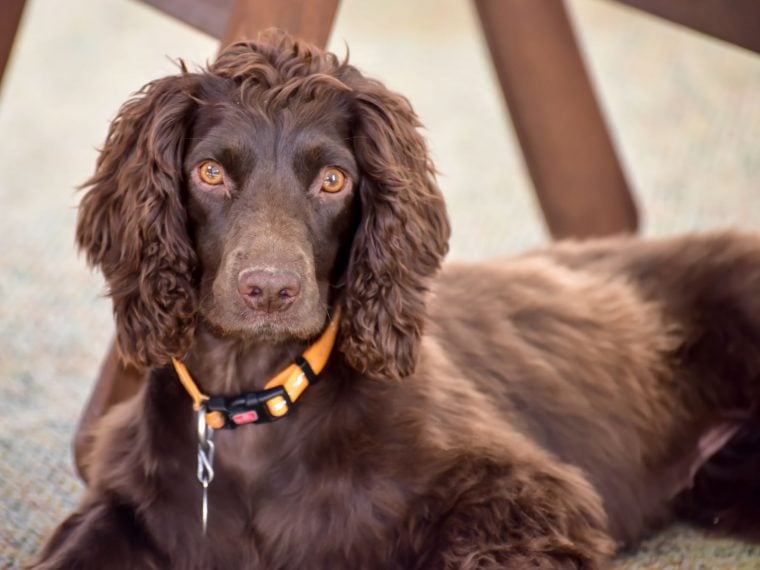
1,0,759,567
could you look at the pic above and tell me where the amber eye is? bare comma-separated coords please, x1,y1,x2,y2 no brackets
321,167,347,193
198,160,225,186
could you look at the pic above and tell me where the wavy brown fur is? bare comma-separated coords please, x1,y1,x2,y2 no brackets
76,70,200,368
34,30,760,569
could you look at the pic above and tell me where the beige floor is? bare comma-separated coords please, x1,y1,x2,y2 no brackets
1,0,759,567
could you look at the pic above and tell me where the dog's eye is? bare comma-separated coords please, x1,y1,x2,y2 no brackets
321,167,347,193
198,160,225,186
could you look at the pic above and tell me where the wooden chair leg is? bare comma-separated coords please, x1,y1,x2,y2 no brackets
73,341,144,481
615,0,760,55
73,0,341,481
474,0,638,239
222,0,340,48
0,0,25,90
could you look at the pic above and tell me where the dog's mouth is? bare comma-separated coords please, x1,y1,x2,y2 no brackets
199,292,330,345
234,308,327,342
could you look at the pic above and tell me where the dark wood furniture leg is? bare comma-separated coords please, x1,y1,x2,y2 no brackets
73,0,340,481
0,0,26,90
614,0,760,55
222,0,339,48
73,341,145,480
474,0,638,239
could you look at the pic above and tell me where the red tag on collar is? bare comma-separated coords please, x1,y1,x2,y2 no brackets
232,410,259,425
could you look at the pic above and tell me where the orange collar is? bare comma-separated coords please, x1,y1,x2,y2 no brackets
172,309,341,429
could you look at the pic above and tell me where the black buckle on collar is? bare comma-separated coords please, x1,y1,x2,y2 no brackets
206,385,294,429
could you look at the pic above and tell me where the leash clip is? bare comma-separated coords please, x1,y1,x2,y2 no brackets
196,405,215,535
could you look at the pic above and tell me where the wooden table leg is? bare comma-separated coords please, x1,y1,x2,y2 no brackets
74,0,340,481
614,0,760,55
0,0,25,90
222,0,340,48
474,0,638,239
73,341,144,481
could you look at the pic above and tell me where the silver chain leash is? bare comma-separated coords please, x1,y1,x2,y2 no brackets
196,405,215,535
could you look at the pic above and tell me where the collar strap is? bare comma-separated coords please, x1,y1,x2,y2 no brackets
172,309,341,429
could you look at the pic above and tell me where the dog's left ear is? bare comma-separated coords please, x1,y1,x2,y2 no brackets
340,74,450,381
76,73,200,368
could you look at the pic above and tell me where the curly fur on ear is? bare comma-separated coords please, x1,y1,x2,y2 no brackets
76,73,200,368
340,75,451,381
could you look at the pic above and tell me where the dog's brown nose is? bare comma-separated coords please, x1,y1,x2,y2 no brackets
238,269,301,312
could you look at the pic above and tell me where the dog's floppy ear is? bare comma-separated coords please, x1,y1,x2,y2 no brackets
340,75,450,380
76,73,199,368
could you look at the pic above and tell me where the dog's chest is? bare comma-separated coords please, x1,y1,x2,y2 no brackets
202,425,409,568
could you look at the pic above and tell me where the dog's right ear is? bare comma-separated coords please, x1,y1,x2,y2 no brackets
339,72,450,382
76,73,200,368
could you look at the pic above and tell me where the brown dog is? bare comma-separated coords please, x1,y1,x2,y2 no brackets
32,31,760,569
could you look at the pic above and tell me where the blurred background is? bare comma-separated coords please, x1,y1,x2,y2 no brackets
1,0,759,567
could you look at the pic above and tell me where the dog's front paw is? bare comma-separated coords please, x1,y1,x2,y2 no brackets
416,536,606,570
421,548,597,570
396,455,614,570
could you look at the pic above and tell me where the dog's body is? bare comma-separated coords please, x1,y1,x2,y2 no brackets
33,33,760,569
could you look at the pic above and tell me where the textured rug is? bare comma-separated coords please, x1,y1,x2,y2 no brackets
1,0,759,567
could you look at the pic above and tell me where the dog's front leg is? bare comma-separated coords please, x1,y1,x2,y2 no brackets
395,454,615,570
28,499,167,570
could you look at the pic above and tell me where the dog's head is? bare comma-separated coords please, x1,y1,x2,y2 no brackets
77,30,450,381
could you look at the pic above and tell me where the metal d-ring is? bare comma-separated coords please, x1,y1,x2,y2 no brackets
196,405,215,535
